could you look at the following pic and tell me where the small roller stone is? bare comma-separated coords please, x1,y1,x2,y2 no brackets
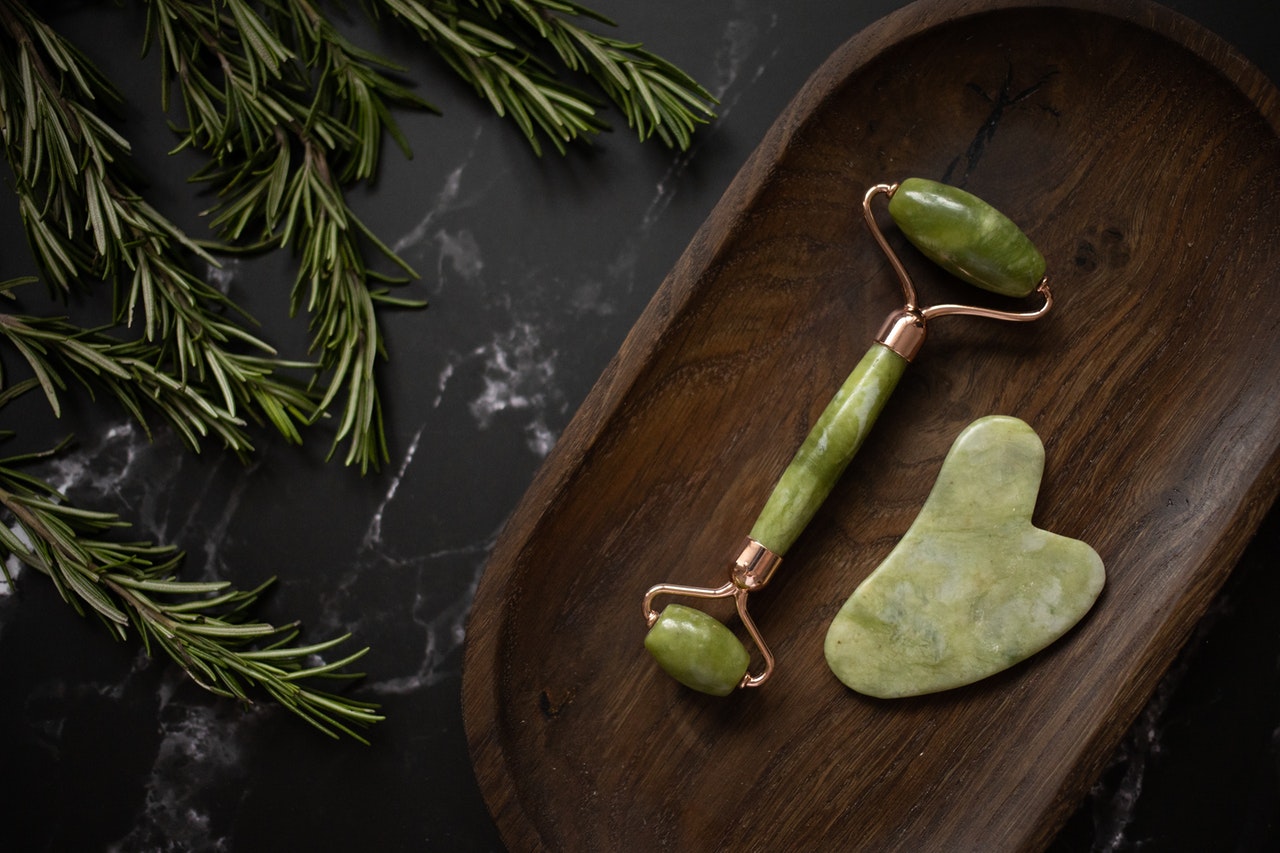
888,177,1046,298
645,604,751,696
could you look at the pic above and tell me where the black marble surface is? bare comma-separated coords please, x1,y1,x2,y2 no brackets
1,1,1277,850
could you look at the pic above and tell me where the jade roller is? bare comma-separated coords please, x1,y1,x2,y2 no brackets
642,178,1054,696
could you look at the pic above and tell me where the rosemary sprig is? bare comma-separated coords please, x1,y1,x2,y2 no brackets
3,0,716,467
0,3,303,432
0,0,314,448
0,277,314,453
143,0,716,468
144,0,429,471
378,0,717,154
0,0,716,739
0,412,382,742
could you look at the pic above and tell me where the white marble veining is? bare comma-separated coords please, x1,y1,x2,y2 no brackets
468,322,560,457
34,419,241,571
1,526,26,600
435,228,485,281
391,129,486,260
366,536,494,696
1081,592,1235,852
637,7,776,232
11,419,264,850
0,421,158,628
711,5,779,109
204,257,242,295
362,426,423,552
42,421,145,498
107,687,263,853
193,460,259,580
427,321,564,459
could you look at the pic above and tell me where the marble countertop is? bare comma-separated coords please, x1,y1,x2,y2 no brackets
1,1,1276,850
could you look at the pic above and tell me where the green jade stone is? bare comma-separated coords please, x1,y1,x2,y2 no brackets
749,343,907,555
825,416,1105,698
888,177,1046,298
645,603,751,696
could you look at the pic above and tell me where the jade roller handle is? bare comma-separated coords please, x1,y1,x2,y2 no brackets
748,178,1046,555
645,342,907,696
748,342,907,555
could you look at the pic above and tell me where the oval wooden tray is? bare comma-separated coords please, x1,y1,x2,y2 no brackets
462,1,1280,849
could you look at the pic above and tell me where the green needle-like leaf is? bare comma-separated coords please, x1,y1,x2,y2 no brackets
0,426,381,742
0,0,715,740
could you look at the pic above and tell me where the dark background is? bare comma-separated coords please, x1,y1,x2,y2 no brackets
0,1,1276,850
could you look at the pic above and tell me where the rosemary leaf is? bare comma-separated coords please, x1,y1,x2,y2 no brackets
0,0,715,740
0,431,381,741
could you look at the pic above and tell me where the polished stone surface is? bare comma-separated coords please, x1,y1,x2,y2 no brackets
645,603,750,696
888,177,1047,297
825,416,1105,698
0,1,1276,851
750,343,906,554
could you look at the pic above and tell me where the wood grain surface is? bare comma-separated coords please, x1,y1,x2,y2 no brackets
462,0,1280,849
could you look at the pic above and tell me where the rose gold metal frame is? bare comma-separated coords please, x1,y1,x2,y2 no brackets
641,182,1054,693
643,539,781,688
863,183,1053,362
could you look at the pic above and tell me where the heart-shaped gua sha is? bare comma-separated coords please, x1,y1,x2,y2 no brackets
825,415,1104,698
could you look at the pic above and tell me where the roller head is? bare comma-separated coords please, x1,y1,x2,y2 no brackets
644,604,750,696
887,177,1046,298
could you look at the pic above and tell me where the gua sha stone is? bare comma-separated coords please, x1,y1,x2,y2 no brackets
824,416,1104,698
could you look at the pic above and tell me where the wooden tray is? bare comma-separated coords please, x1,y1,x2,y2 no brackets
462,1,1280,849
